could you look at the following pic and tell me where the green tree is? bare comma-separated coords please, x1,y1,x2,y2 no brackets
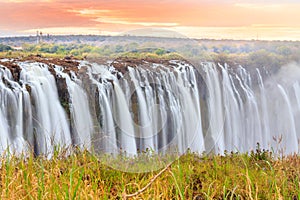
155,48,166,55
0,44,12,52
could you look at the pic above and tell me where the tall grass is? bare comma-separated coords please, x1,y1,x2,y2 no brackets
0,147,300,199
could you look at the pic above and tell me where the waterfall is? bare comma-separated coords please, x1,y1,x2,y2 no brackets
203,62,225,153
0,66,29,154
0,59,300,156
54,67,93,149
19,62,72,155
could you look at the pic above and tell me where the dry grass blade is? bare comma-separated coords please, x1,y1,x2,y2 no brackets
122,162,173,199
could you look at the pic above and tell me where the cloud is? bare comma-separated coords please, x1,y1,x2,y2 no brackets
0,2,96,30
0,0,300,38
94,18,178,27
68,9,111,16
68,8,178,27
234,3,282,9
0,0,53,2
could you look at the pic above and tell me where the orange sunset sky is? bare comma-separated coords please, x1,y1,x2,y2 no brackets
1,0,300,40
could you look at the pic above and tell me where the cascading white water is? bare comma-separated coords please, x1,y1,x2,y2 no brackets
19,62,72,155
87,62,138,155
203,63,225,153
172,62,204,153
54,67,93,149
0,68,14,153
0,66,29,154
1,59,300,156
128,67,156,151
256,69,270,150
202,62,300,154
220,65,241,152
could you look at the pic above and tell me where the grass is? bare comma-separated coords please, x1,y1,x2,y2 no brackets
0,147,300,199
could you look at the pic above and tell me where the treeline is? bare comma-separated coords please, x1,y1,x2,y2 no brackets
1,37,300,75
18,42,186,60
211,43,300,74
21,43,144,57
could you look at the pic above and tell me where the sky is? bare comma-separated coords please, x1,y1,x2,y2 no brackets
1,0,300,40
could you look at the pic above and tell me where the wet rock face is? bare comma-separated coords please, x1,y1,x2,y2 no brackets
38,57,80,74
110,57,189,74
56,76,70,117
0,61,21,82
0,55,81,80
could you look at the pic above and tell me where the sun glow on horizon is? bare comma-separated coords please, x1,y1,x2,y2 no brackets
1,0,300,40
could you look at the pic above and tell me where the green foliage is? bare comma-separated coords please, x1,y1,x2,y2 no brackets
154,48,166,55
276,46,292,56
0,44,12,52
1,39,300,71
250,143,272,161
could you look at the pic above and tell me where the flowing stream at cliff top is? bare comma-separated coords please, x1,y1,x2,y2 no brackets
0,58,300,156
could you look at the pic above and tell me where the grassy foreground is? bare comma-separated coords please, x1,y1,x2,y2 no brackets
0,148,300,200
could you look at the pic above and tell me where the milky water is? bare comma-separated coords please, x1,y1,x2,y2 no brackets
0,60,300,156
